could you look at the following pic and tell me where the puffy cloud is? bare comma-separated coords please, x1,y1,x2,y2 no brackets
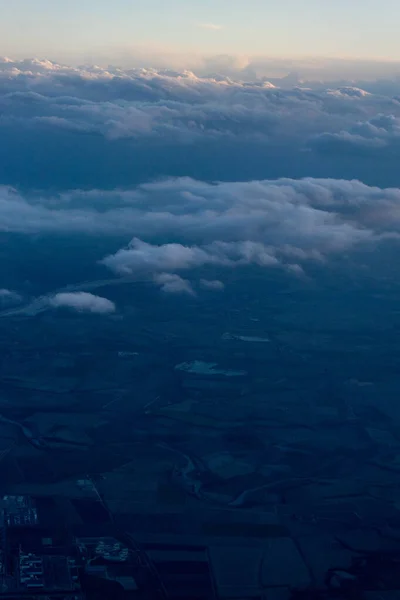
49,292,116,314
154,273,195,295
101,238,281,279
100,238,224,275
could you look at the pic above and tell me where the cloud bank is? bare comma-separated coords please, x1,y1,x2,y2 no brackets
2,58,397,145
2,57,400,193
0,177,399,292
1,176,400,240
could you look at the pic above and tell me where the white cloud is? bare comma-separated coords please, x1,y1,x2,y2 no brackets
154,273,195,295
49,292,116,314
100,238,225,275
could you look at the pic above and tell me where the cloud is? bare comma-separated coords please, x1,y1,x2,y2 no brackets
1,176,400,245
5,56,400,85
3,57,400,190
49,292,116,314
93,176,400,289
2,174,399,293
100,238,224,275
2,57,399,145
154,273,195,295
0,289,22,303
3,175,400,255
197,23,223,31
3,58,400,295
311,114,400,153
200,279,225,290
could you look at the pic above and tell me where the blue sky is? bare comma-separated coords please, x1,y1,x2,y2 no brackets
1,0,399,61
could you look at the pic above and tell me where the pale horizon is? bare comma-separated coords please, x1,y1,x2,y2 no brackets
1,0,400,64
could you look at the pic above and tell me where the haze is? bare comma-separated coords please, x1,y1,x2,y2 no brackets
1,0,400,65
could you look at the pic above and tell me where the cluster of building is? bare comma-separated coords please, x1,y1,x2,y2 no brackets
0,495,167,600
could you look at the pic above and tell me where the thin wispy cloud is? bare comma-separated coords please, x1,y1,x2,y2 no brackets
197,23,223,31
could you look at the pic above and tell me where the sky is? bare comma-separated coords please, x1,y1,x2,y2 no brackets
1,0,400,63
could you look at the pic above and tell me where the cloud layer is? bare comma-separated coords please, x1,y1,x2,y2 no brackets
96,177,400,285
2,58,400,297
2,57,400,192
2,176,400,238
2,59,398,144
0,177,399,292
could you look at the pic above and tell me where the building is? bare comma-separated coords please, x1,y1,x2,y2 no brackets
1,495,39,528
